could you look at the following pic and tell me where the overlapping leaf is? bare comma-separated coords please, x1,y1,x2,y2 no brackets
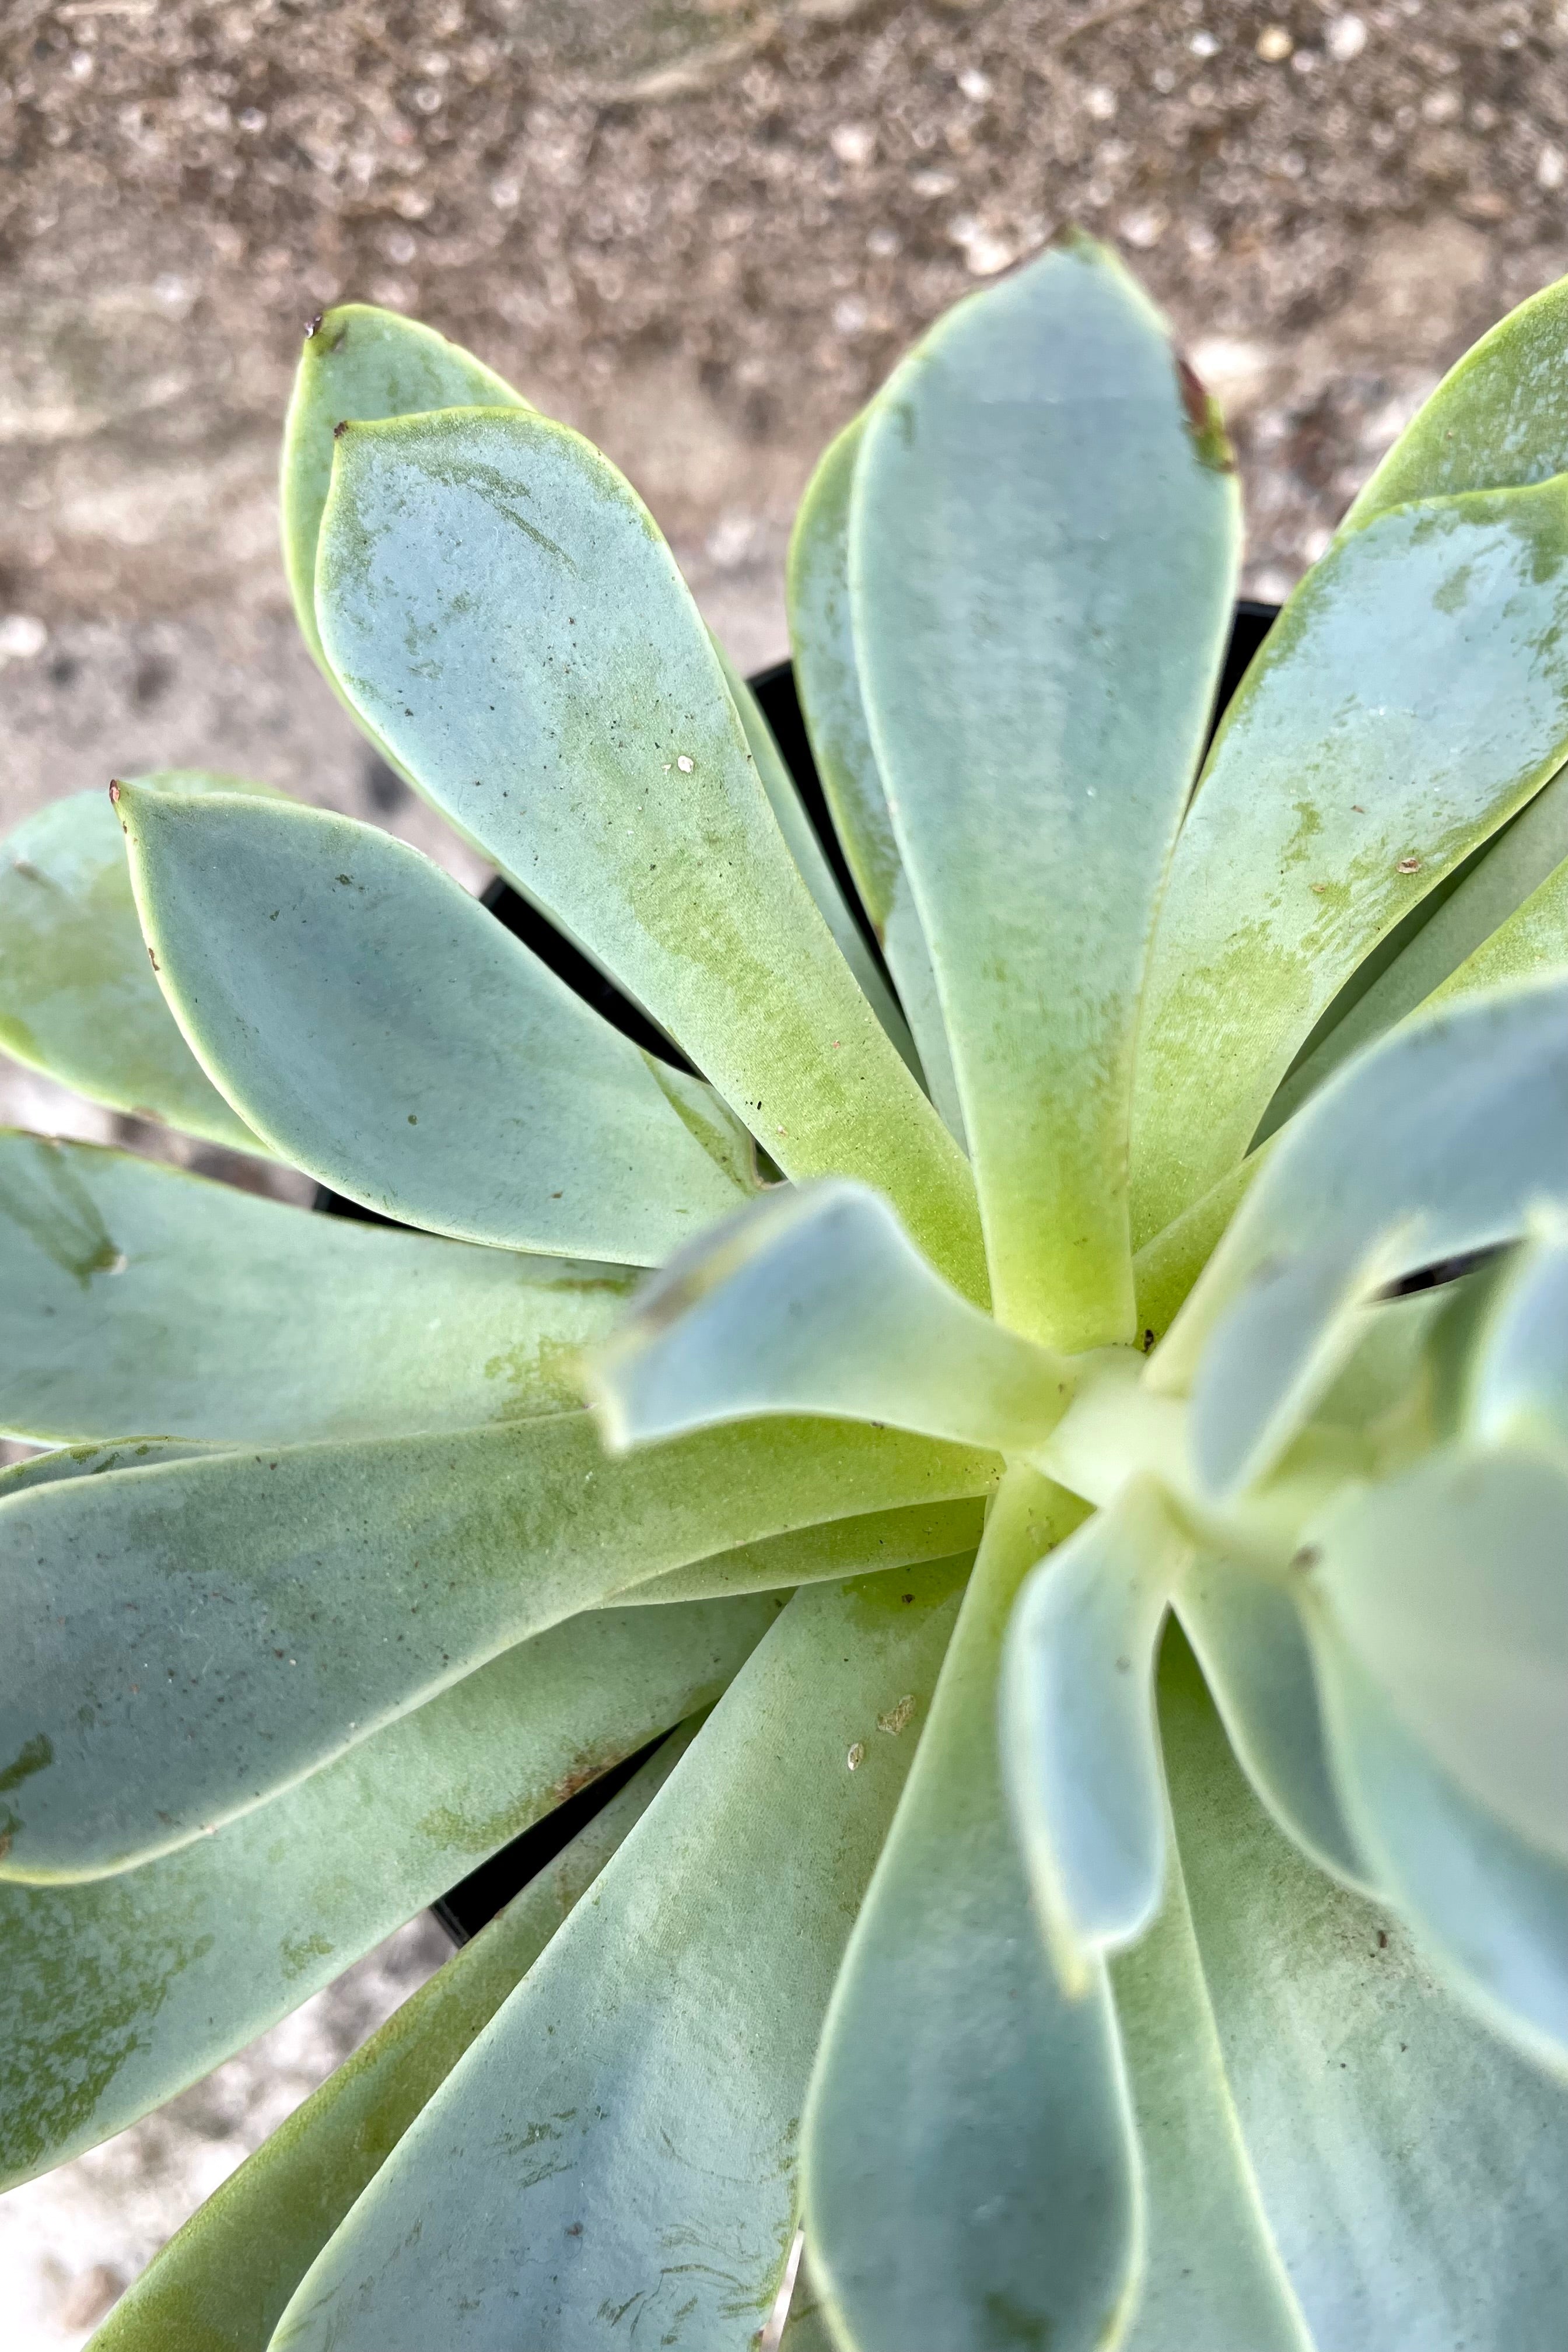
0,1410,992,1877
0,1132,637,1444
89,1727,696,2352
1154,978,1568,1418
1002,1476,1188,1988
314,404,986,1297
852,236,1239,1348
589,1180,1063,1455
1,1597,777,2185
117,785,757,1262
0,776,276,1151
281,302,530,681
786,412,967,1140
268,1564,968,2352
802,1472,1139,2352
1132,478,1568,1242
1164,1636,1568,2347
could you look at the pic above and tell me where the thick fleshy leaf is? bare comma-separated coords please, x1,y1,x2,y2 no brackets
1174,1553,1368,1889
1154,977,1568,1395
713,640,918,1076
1002,1476,1189,1988
802,1471,1139,2352
0,1410,992,1878
1342,271,1568,527
852,236,1240,1347
267,1563,968,2352
0,1132,636,1445
117,785,755,1262
589,1180,1063,1456
281,302,530,677
0,776,277,1152
1312,1630,1568,2071
0,1595,778,2186
618,1496,986,1604
1257,764,1568,1138
1303,1443,1568,1865
785,412,967,1141
1163,1629,1568,2350
1130,477,1568,1244
1110,1786,1313,2352
1186,1228,1412,1502
315,405,986,1299
1468,1212,1568,1452
89,1727,695,2352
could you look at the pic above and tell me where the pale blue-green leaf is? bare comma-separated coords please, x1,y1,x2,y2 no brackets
589,1179,1061,1458
88,1725,697,2352
315,406,986,1298
0,1437,227,1495
0,1594,778,2185
1154,977,1568,1395
785,411,967,1143
1110,1757,1312,2352
1002,1476,1189,1989
1342,272,1568,527
617,1496,986,1604
268,1563,969,2352
0,1132,636,1444
281,301,530,676
1305,1443,1568,1866
1130,478,1568,1244
713,639,919,1077
852,236,1240,1347
0,776,278,1152
1186,1228,1412,1500
1174,1553,1369,1889
1256,763,1568,1140
1468,1210,1568,1452
803,1471,1139,2352
116,783,755,1262
0,1410,991,1878
1312,1629,1568,2073
1163,1629,1568,2351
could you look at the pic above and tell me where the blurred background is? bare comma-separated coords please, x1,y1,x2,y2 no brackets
2,0,1566,2339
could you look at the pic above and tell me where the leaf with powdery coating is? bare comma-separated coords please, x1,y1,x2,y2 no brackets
88,1727,697,2352
786,411,967,1142
589,1179,1060,1458
315,405,986,1300
0,1410,992,1880
281,302,530,678
117,785,755,1265
0,1596,779,2187
802,1471,1140,2352
0,778,277,1153
1002,1475,1189,1990
0,1132,636,1446
268,1565,969,2352
1131,477,1568,1244
853,235,1240,1348
1342,271,1568,528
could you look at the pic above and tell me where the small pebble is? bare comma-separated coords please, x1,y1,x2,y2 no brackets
1256,26,1294,61
1326,13,1367,63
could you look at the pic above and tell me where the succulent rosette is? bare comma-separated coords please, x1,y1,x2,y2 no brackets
2,242,1566,2351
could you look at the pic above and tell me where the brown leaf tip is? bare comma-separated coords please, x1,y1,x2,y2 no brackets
108,778,122,805
1174,349,1237,474
304,311,324,340
332,418,351,439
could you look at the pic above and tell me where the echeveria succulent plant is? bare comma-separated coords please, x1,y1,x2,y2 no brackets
2,239,1567,2352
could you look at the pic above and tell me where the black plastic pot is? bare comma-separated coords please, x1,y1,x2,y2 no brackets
318,604,1281,1943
